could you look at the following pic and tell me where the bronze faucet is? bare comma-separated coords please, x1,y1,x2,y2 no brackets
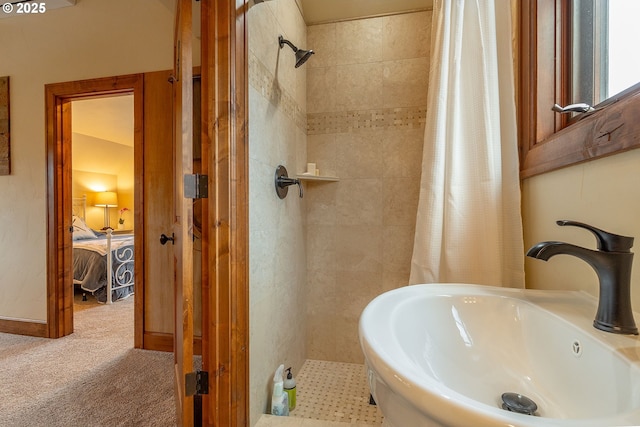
527,220,638,335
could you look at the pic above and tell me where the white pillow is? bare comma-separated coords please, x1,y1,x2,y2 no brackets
72,215,97,240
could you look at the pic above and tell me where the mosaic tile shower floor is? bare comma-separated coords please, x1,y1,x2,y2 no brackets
257,359,384,427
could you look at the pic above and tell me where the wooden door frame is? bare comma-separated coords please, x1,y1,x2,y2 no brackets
45,74,144,343
173,0,195,424
201,0,249,425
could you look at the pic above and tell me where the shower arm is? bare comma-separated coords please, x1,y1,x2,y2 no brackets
278,36,298,52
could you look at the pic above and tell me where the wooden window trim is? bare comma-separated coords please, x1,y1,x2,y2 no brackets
518,0,640,179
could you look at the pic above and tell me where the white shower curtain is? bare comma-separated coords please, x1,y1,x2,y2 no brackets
409,0,525,287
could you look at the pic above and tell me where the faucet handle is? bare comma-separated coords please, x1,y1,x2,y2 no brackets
557,220,634,252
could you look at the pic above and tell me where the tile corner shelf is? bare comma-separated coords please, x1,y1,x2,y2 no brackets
296,174,340,182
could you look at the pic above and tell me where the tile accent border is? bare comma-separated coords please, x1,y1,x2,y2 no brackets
307,106,427,135
0,76,10,175
249,52,307,132
248,53,427,137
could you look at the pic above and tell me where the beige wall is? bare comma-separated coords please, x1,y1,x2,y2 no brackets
248,0,308,424
305,11,432,363
72,170,118,230
522,148,640,312
0,0,174,322
72,134,135,230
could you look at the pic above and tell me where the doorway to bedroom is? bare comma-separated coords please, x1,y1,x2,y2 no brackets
46,71,198,351
45,74,146,341
70,94,135,322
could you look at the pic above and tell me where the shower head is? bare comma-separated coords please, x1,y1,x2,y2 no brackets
278,35,315,68
294,49,315,68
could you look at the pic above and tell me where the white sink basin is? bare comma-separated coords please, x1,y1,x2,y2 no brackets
359,284,640,427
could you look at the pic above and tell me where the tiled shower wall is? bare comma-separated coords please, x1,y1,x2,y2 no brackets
247,5,433,424
248,1,308,425
305,11,432,363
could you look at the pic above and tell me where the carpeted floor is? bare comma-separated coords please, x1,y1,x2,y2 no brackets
0,295,176,426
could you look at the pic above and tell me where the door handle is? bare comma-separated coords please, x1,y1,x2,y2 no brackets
160,233,175,245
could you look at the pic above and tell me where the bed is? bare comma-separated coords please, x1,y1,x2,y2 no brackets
72,196,134,304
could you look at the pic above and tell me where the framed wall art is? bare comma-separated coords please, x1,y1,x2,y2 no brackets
0,76,9,175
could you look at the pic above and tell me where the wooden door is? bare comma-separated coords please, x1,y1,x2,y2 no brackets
201,0,249,425
173,0,195,425
141,69,176,350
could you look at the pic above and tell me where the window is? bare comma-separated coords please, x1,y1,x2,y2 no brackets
518,0,640,178
572,0,640,106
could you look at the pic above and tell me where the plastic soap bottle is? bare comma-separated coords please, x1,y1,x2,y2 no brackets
284,367,297,411
271,364,289,416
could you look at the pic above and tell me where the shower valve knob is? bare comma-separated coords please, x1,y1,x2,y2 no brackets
275,165,303,199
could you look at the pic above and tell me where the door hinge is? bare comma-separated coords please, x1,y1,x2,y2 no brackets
184,174,208,199
185,370,209,396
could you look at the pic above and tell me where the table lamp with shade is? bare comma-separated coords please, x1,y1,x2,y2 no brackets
94,191,118,229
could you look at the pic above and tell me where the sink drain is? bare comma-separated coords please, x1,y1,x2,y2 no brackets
501,392,538,416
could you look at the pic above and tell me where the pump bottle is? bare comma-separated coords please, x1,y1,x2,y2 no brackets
284,367,297,411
